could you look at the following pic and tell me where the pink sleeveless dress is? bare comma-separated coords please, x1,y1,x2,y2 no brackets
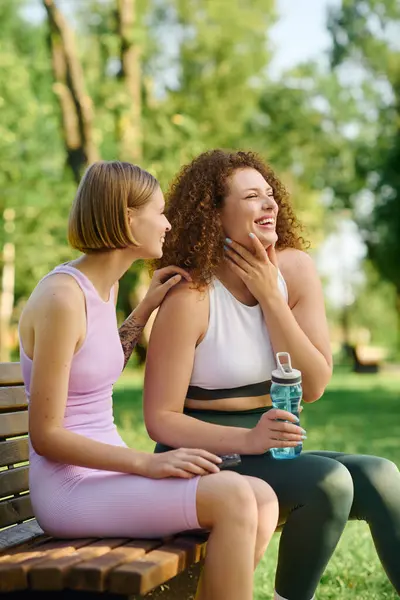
20,264,200,538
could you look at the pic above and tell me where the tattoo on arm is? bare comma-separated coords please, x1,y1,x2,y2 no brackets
119,316,145,368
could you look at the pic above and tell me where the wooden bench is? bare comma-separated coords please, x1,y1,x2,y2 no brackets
344,344,383,374
0,361,206,598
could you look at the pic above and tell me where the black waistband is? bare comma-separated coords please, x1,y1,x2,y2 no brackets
186,380,272,400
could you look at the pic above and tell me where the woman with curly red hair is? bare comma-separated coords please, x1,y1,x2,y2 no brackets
143,149,400,600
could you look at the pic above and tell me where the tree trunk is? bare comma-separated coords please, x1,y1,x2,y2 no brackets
0,210,15,362
116,0,146,364
341,304,351,348
43,0,99,182
116,0,142,162
396,291,400,355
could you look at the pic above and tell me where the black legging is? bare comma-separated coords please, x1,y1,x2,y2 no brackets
155,407,400,600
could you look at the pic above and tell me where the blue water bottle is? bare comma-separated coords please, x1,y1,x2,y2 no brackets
270,352,303,460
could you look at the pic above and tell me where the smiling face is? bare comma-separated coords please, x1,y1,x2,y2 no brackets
219,168,278,249
129,186,171,259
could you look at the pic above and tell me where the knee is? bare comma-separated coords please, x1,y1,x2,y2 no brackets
213,471,258,527
354,456,399,497
253,484,278,564
317,462,354,518
254,482,279,546
253,481,279,528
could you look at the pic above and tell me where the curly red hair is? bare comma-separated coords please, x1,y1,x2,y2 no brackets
152,149,308,287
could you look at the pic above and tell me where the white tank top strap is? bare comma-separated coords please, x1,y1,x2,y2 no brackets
277,268,288,301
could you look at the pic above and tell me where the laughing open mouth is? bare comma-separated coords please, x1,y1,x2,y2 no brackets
255,216,275,227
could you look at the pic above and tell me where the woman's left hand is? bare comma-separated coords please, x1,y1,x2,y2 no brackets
142,266,192,315
224,234,279,304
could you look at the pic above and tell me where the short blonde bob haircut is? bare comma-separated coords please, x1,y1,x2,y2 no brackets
68,160,159,253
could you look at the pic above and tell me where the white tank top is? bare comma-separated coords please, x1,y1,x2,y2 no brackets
189,272,288,391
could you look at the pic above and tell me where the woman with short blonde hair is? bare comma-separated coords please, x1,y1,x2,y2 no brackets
19,160,280,600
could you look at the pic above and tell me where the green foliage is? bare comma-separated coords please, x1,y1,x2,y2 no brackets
1,0,399,356
328,260,398,352
0,1,76,309
328,0,400,304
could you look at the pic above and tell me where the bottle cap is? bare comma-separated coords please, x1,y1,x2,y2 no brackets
271,352,302,385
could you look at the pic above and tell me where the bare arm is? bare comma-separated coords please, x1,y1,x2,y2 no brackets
143,284,303,454
119,304,150,369
262,249,332,402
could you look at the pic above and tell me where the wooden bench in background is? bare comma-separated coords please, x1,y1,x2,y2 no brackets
344,344,386,374
0,362,206,598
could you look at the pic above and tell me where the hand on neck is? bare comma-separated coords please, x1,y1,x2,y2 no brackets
215,263,257,307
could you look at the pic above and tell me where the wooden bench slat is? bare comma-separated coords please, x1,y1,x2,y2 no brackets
0,387,27,411
0,411,29,439
0,363,23,386
0,538,96,592
0,494,33,528
67,540,160,592
109,536,205,596
0,386,27,411
0,437,29,468
0,466,29,498
167,534,207,563
29,538,128,591
0,520,43,551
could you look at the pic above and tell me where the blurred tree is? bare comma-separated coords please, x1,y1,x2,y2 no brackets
8,0,396,363
328,0,400,349
116,0,142,161
74,0,283,360
140,0,276,186
349,260,398,352
42,0,99,182
0,0,76,358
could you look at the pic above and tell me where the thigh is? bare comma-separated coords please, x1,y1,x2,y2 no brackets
232,451,343,521
35,470,201,539
308,450,400,517
307,450,394,480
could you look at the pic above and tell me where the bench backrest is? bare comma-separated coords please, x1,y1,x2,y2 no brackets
0,362,33,531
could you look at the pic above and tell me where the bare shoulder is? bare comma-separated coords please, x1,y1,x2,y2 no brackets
160,280,208,311
35,274,83,311
277,248,316,277
277,248,321,306
21,274,85,329
153,281,209,337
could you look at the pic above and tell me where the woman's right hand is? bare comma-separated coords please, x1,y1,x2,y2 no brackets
248,409,305,454
142,448,223,479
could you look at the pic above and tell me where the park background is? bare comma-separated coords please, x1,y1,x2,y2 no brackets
0,1,399,598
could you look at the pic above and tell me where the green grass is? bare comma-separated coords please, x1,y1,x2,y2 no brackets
113,365,400,599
